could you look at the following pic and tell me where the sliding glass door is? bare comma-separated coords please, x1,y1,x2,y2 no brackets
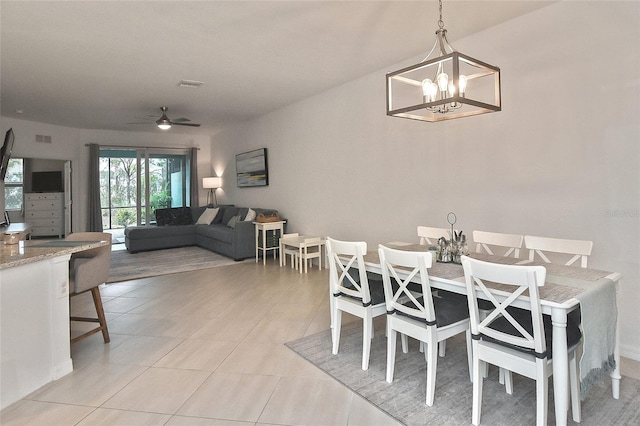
99,147,192,229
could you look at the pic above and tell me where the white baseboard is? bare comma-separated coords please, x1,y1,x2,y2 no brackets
620,343,640,361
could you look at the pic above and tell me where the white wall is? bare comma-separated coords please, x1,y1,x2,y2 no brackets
0,117,213,230
212,1,640,358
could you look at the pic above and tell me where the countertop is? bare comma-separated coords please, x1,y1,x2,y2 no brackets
0,239,108,270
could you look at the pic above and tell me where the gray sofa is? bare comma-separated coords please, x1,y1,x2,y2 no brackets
124,205,282,260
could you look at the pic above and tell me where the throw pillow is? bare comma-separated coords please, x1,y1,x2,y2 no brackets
227,215,241,228
196,208,219,225
244,208,256,222
155,207,193,226
221,207,240,225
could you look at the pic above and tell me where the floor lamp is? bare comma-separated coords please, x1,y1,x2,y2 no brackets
202,177,222,207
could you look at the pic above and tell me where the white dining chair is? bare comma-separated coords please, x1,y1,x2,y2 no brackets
378,245,472,406
326,237,386,370
461,256,582,426
472,230,525,387
418,225,460,358
280,232,299,269
299,237,322,273
472,230,524,258
417,226,452,245
524,235,593,268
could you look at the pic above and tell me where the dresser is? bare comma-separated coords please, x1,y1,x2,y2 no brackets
24,193,64,238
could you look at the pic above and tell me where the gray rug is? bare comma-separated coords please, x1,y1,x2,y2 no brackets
107,246,242,283
286,318,640,426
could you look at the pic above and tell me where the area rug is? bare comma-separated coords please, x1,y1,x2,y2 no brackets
285,319,640,426
108,246,242,283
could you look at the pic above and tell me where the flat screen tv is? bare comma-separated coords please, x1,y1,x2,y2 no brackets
236,148,269,187
0,128,15,181
32,171,63,193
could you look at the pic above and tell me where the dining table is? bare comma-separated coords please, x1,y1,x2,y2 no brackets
361,243,622,426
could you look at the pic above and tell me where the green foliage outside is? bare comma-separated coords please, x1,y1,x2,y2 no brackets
100,154,185,229
114,209,136,227
150,189,172,211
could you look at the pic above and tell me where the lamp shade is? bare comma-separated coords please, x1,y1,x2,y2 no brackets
202,176,222,189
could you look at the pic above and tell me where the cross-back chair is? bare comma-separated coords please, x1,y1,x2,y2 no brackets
326,237,386,370
524,235,593,268
461,256,582,426
473,230,524,258
378,245,472,406
417,226,452,246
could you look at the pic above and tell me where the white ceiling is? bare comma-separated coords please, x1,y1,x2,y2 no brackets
1,1,556,135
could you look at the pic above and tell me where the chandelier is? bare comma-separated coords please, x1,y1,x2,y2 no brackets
386,0,501,122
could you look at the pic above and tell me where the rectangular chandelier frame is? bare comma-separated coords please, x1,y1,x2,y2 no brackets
386,51,501,122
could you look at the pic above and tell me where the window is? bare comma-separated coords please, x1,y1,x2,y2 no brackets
99,148,192,229
4,158,24,210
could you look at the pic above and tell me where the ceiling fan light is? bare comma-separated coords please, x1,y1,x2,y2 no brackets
156,116,172,130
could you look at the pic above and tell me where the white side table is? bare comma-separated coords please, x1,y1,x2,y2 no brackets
254,221,286,265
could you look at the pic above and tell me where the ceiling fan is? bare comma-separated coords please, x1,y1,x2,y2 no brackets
130,106,201,130
155,106,201,130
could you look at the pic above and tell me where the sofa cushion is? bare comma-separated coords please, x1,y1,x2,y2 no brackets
221,207,240,224
126,224,197,238
227,215,241,228
236,207,249,221
190,206,206,223
196,224,234,244
155,207,194,226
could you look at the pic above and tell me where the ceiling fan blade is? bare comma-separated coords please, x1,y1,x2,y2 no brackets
172,122,201,127
172,117,192,123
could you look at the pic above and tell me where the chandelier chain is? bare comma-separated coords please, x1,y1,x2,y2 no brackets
438,0,444,29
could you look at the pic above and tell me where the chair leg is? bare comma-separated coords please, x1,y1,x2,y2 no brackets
503,369,513,395
71,287,110,344
362,314,373,370
439,339,446,357
472,345,483,426
91,287,110,343
386,326,397,383
535,362,548,426
465,329,473,382
332,310,342,355
329,293,335,330
401,333,409,353
425,339,438,406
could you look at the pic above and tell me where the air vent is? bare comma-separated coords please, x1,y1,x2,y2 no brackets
178,80,205,88
35,135,52,143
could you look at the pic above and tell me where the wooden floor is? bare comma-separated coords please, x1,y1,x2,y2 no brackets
1,257,638,425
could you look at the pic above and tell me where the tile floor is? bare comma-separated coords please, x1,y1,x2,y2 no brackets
1,258,399,426
1,257,638,425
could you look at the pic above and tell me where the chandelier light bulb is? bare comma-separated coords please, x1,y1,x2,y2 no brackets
448,81,456,96
458,75,468,95
422,79,438,101
437,72,449,93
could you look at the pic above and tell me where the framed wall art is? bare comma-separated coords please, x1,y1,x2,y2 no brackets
236,148,269,187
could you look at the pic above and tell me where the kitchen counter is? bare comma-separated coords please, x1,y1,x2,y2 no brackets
0,239,107,270
0,238,108,410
